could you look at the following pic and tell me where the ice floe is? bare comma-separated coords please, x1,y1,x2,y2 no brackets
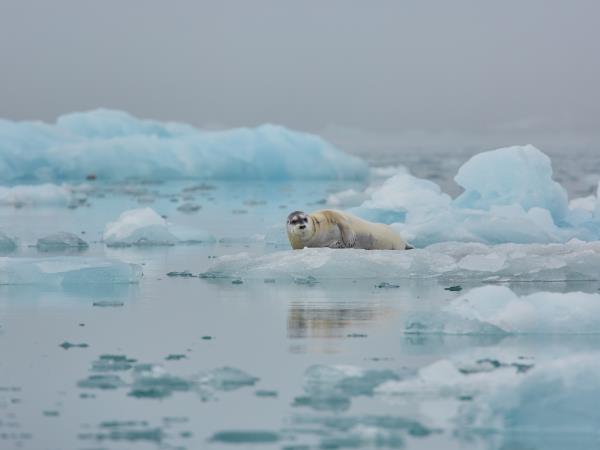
344,145,600,246
103,207,215,246
405,285,600,334
0,257,142,285
201,240,600,282
0,109,368,182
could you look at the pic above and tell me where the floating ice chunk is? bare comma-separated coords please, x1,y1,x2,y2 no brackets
406,286,600,334
103,207,215,246
454,145,569,221
202,240,600,282
0,232,17,251
0,183,71,207
129,364,195,399
104,208,177,246
36,232,88,251
0,109,368,182
378,352,600,433
0,257,142,285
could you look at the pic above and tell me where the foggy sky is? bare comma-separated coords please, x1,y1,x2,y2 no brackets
1,0,599,140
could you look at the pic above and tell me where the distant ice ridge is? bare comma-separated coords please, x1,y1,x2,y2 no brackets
0,183,71,207
0,109,368,182
377,351,600,434
0,257,142,285
345,145,600,246
405,285,600,334
201,240,600,282
103,207,215,246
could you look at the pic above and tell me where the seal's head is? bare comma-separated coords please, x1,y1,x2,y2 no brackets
287,211,314,243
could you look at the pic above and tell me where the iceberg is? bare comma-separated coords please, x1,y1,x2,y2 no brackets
201,240,600,282
36,232,88,251
405,285,600,334
0,257,142,285
103,207,215,247
0,109,368,182
346,145,600,246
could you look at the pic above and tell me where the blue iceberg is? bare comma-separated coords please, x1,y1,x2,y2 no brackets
348,145,600,246
0,109,368,182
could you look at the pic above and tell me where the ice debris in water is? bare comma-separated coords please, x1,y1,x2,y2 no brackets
201,240,600,282
0,232,17,251
293,365,405,412
36,232,88,251
0,183,71,207
0,257,142,285
103,207,215,246
0,109,368,182
129,364,195,399
345,145,600,246
91,355,137,372
199,367,259,391
405,285,600,334
377,352,600,434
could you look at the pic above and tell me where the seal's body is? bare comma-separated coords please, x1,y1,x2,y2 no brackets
287,209,412,250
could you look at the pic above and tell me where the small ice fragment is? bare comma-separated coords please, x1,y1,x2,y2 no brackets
210,431,280,444
36,232,88,251
92,301,125,307
92,355,137,372
445,285,463,291
165,354,187,361
78,374,126,390
59,341,88,350
376,282,400,288
166,271,196,278
176,202,201,213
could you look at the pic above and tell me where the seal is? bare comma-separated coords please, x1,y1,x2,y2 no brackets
287,209,413,250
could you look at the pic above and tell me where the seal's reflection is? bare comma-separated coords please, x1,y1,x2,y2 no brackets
288,302,379,339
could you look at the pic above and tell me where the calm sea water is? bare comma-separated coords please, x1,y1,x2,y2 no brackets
0,148,599,450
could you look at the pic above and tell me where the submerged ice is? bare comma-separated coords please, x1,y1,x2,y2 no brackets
0,257,142,285
0,109,368,183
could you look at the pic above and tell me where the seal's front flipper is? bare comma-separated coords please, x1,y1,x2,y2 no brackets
337,220,357,248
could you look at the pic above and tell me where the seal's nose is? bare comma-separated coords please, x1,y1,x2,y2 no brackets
299,225,306,229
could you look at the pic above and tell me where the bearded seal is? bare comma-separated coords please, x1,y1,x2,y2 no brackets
287,209,413,250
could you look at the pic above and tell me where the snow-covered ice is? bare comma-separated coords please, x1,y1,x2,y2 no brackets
0,257,142,285
103,207,215,247
0,109,368,182
201,240,600,282
405,285,600,334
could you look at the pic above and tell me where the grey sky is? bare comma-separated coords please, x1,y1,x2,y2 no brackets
1,0,598,141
